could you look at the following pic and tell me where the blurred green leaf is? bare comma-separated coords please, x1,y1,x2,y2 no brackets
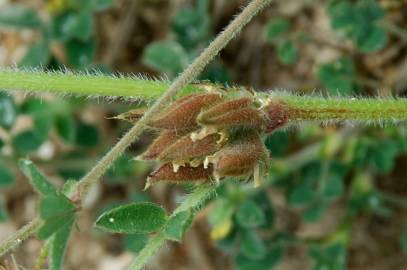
75,122,100,148
55,113,77,144
303,202,328,223
0,162,14,188
328,0,387,53
172,1,210,49
0,93,17,130
20,40,51,67
239,229,267,260
322,174,344,201
277,40,298,65
235,245,283,270
124,234,148,254
165,210,193,241
264,18,290,42
66,39,95,68
95,202,168,234
318,57,355,95
288,184,316,207
0,5,42,29
12,130,44,155
208,198,235,228
309,243,346,270
52,11,93,42
0,202,7,222
50,218,74,270
369,139,400,174
93,0,114,10
143,41,189,77
19,159,57,196
236,200,265,228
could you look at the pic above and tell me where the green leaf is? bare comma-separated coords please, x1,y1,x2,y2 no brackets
318,57,355,95
33,113,54,139
50,219,74,270
75,122,100,148
322,174,344,201
95,202,168,234
288,184,316,207
65,39,95,68
40,194,76,220
38,214,75,240
12,130,44,154
142,41,189,77
38,193,76,240
20,40,51,67
303,202,328,223
264,18,290,42
0,162,14,188
51,11,93,42
369,139,399,174
124,234,148,254
0,5,42,29
357,26,387,53
55,114,77,144
236,200,265,228
239,229,267,260
93,0,114,10
208,198,235,228
165,210,194,241
19,159,57,196
0,93,17,130
0,202,8,222
277,40,298,65
172,5,210,49
235,246,283,270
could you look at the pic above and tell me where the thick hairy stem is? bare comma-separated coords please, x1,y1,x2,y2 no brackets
128,185,216,270
0,218,42,258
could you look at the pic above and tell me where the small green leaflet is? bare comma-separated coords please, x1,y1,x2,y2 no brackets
38,193,76,240
95,202,168,234
19,159,57,196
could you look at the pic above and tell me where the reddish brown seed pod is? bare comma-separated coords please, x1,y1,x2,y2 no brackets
212,132,269,179
159,133,222,163
198,107,263,129
147,163,213,185
197,97,253,122
137,130,188,160
264,100,290,133
148,93,224,130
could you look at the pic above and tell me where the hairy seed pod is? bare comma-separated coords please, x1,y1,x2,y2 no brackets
146,163,213,186
264,100,290,133
137,130,188,160
159,133,222,163
149,93,223,130
197,97,253,122
211,132,269,179
198,107,263,129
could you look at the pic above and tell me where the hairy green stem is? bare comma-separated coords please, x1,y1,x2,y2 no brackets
277,95,407,123
0,69,198,100
128,184,216,270
0,218,42,258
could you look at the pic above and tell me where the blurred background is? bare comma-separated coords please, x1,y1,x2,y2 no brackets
0,0,407,269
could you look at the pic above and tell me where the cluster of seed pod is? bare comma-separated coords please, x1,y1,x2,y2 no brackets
118,88,283,188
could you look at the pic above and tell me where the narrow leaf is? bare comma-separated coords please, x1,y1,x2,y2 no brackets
50,219,74,270
165,210,194,241
19,159,57,196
